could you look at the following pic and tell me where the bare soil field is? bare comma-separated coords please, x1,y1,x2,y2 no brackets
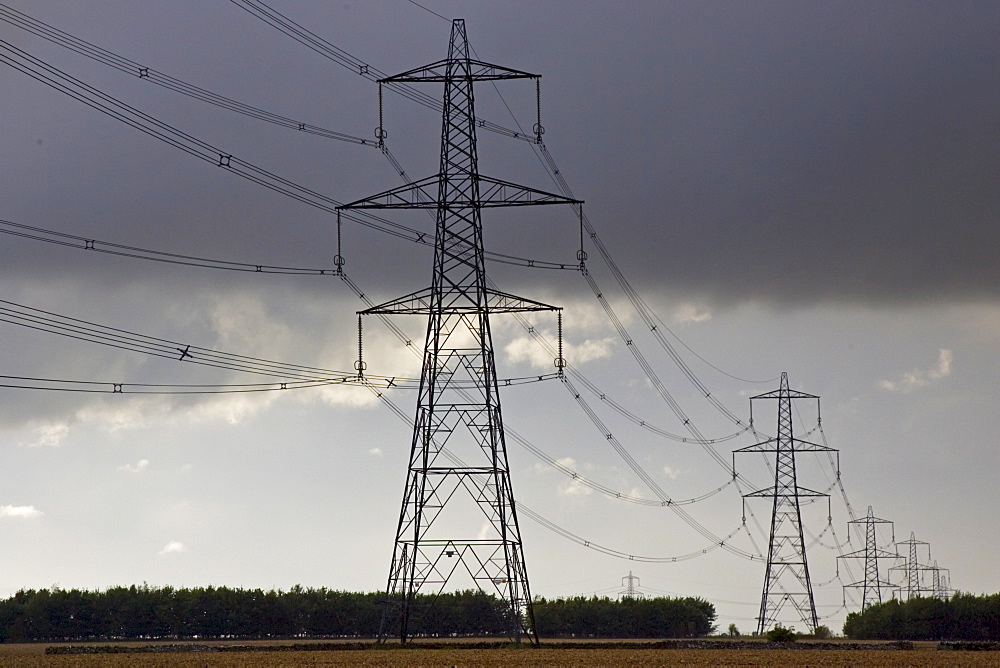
1,640,998,666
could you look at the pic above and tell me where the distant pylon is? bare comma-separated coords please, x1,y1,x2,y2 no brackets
889,532,936,600
837,506,897,610
339,19,580,644
734,372,836,635
930,560,952,601
619,571,644,600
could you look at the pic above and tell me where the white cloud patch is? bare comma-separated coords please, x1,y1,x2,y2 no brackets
77,403,150,433
368,447,383,458
505,333,615,370
0,505,44,519
879,349,953,393
673,303,713,324
531,456,593,497
158,541,187,555
190,394,276,425
663,465,681,480
22,423,69,448
558,477,592,497
117,459,150,474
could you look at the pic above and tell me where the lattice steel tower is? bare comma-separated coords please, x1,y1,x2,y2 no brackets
734,372,836,635
339,19,579,644
889,532,935,600
837,506,897,610
619,571,644,600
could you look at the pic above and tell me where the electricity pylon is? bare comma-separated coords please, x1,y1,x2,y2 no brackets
619,571,643,600
339,19,579,644
931,561,953,601
837,506,897,610
889,532,936,600
734,372,836,635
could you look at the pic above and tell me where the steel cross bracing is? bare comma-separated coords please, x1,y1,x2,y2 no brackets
733,372,837,635
837,506,898,610
338,19,579,645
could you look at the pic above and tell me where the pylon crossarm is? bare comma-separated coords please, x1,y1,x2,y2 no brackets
339,174,580,209
789,438,837,452
360,286,558,315
381,58,538,83
751,388,819,401
359,287,434,315
733,437,778,453
339,175,440,209
484,288,559,312
476,175,582,207
734,437,836,454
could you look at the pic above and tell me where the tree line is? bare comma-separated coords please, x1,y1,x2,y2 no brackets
0,585,715,642
533,595,716,638
843,593,1000,640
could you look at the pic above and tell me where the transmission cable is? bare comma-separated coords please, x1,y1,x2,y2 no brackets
341,271,737,508
505,306,752,446
0,41,571,271
0,374,369,394
0,219,340,275
0,298,405,382
0,3,374,147
0,298,555,390
362,377,757,564
336,222,766,558
227,0,537,143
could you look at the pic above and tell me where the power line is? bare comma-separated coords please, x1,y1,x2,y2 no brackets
0,298,556,389
0,41,573,271
0,3,374,146
363,372,749,565
228,0,537,143
0,219,338,275
342,270,735,508
0,374,368,394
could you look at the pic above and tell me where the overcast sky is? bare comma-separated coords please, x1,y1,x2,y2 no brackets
0,0,997,633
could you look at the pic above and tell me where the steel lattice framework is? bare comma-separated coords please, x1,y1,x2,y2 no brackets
339,19,579,644
889,532,940,600
838,505,898,610
734,372,836,635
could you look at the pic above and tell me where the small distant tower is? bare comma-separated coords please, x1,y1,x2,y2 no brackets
619,571,644,600
889,532,934,600
837,506,898,609
930,561,952,601
734,372,836,635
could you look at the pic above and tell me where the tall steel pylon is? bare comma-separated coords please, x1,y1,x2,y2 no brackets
734,372,836,635
837,506,897,610
339,19,580,644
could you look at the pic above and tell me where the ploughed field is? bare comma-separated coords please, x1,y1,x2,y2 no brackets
1,640,998,667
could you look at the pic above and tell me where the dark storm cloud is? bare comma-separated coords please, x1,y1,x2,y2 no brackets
523,1,1000,307
1,1,997,312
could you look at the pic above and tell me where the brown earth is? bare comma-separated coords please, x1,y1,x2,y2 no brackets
1,640,998,666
